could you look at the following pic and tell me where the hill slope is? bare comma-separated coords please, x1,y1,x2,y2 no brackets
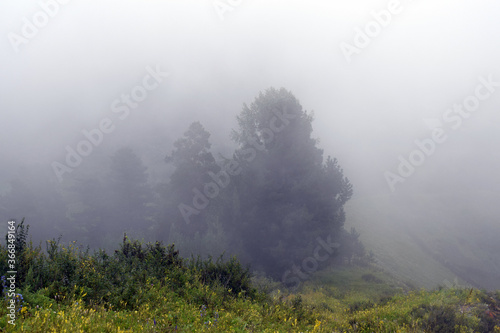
345,190,500,290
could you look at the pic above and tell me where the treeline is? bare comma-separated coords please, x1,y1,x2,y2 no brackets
0,87,365,281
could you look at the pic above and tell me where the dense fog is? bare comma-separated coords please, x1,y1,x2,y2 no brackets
1,0,500,289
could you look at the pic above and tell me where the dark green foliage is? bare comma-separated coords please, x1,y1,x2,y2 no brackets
476,291,500,332
0,224,257,312
411,304,458,333
228,87,354,278
144,88,361,281
3,89,361,285
349,300,375,313
291,295,307,321
425,305,458,333
112,235,186,298
189,254,256,298
1,223,499,332
161,121,219,236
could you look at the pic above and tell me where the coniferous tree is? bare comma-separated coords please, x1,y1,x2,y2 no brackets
230,87,353,278
162,122,219,237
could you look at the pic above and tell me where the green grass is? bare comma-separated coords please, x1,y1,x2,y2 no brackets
1,223,499,332
3,268,500,332
301,266,401,303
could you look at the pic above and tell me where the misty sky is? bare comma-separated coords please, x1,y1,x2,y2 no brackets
1,0,500,197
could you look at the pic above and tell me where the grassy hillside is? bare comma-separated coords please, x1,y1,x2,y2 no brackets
1,226,499,332
345,190,500,290
2,266,500,332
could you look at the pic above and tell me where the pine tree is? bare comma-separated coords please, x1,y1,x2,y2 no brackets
162,122,219,236
230,87,353,277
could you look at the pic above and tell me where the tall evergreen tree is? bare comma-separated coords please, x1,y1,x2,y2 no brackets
162,122,219,236
230,87,353,277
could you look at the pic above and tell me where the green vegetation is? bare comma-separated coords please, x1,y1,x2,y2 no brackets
1,222,499,332
159,88,355,280
2,88,360,282
1,89,499,332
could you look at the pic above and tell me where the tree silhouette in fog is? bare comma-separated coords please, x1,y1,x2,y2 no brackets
156,89,356,278
108,147,153,232
161,121,219,236
68,148,152,247
229,87,353,278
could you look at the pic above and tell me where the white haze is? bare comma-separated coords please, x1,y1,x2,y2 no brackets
1,0,499,288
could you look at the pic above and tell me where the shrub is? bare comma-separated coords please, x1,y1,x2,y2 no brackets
412,304,458,333
0,223,260,312
189,255,256,299
348,299,374,313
